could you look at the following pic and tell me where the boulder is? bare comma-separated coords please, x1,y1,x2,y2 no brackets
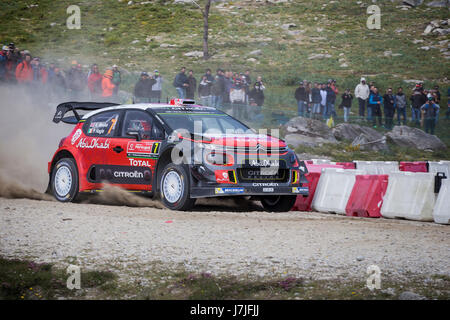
402,0,423,7
284,117,337,141
308,53,332,60
183,51,203,57
333,123,383,141
426,0,450,8
285,134,337,148
351,134,388,151
385,126,447,151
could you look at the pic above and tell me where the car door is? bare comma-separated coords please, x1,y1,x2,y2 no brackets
105,109,164,191
78,110,121,189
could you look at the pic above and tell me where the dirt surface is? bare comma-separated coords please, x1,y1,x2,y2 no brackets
1,196,449,284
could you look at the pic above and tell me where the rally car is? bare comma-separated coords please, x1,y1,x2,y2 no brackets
48,99,309,211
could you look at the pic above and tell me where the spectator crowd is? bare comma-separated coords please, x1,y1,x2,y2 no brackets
0,43,122,103
1,42,448,135
294,77,448,135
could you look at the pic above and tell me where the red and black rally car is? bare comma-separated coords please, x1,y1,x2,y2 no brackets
48,100,309,211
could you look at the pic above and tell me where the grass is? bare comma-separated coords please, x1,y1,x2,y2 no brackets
0,257,117,300
1,257,448,299
0,0,449,155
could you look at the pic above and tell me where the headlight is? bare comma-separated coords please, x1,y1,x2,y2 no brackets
205,152,234,166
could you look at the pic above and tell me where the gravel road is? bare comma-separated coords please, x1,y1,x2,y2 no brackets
1,197,449,282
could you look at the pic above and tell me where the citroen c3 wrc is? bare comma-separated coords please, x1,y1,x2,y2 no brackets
48,100,309,211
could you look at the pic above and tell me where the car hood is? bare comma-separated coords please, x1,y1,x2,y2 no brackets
201,133,287,149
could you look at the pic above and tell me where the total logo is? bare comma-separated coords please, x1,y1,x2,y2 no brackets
128,158,152,167
113,171,144,178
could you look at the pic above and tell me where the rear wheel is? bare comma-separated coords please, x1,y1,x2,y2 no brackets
51,158,79,202
261,195,296,212
160,163,196,211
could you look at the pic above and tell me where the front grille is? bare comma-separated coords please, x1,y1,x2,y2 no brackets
237,168,290,183
224,145,288,154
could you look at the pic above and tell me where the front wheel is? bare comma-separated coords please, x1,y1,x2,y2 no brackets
160,163,196,211
261,195,296,212
51,158,79,202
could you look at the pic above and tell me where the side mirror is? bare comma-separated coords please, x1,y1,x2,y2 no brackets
127,130,142,141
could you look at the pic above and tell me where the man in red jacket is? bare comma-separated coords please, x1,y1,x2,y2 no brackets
15,54,33,84
87,64,102,100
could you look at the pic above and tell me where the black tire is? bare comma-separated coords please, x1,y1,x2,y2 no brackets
50,158,79,202
159,163,196,211
261,195,296,212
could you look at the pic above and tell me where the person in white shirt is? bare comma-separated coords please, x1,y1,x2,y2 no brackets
320,83,327,118
354,77,370,120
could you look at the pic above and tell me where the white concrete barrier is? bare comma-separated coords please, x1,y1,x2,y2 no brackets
354,161,399,175
428,161,450,177
310,159,332,164
380,172,436,221
311,168,365,214
433,178,450,225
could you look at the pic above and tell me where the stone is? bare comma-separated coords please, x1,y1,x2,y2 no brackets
246,58,257,63
352,133,388,151
285,134,338,148
333,123,383,141
402,0,424,7
308,53,332,60
423,25,434,35
398,291,426,300
385,126,447,151
426,0,450,8
249,49,262,55
160,43,177,48
281,23,297,30
283,117,337,143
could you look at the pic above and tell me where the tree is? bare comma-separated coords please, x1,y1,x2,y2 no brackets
192,0,212,60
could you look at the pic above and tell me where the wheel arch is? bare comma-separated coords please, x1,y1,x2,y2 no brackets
46,150,78,194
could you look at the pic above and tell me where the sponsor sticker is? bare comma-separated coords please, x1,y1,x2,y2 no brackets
263,188,274,192
215,187,244,194
127,141,160,159
128,158,152,167
76,138,110,149
71,129,82,145
292,187,309,194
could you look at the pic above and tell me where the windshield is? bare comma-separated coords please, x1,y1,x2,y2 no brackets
157,111,252,135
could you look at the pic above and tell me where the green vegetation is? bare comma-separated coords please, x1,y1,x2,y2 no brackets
0,257,116,299
1,0,449,156
1,257,448,299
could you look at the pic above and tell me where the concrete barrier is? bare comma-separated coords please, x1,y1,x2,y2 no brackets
311,168,365,215
428,161,450,177
354,161,399,175
433,178,450,224
380,172,436,221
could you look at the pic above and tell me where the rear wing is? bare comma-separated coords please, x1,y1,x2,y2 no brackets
53,102,120,124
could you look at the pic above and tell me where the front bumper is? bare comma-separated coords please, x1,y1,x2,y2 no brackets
190,185,309,198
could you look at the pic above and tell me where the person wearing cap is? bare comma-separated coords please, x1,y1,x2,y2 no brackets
410,84,427,126
134,72,155,103
368,87,383,128
150,69,163,102
354,77,370,120
88,64,103,100
101,69,116,100
294,81,308,117
15,53,33,84
211,69,225,109
198,74,212,107
112,65,121,96
420,95,439,134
